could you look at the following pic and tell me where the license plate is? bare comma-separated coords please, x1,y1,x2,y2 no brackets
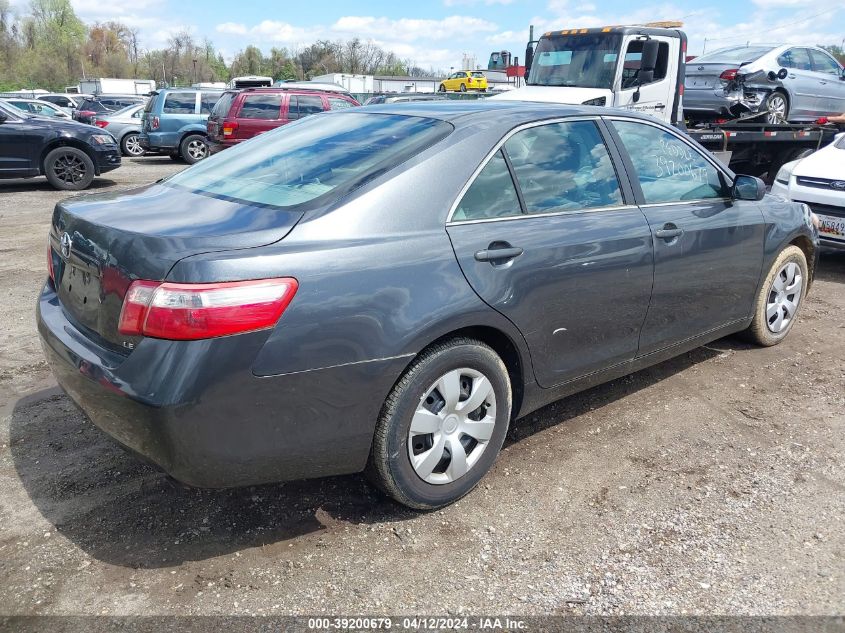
818,213,845,240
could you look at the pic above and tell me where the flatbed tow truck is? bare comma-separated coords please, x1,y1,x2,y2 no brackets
492,23,841,180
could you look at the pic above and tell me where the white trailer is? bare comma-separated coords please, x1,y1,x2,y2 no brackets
78,78,156,95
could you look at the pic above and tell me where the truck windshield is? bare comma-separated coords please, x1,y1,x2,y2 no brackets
528,33,622,89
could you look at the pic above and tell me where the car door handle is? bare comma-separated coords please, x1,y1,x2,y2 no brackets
654,103,666,110
474,245,524,262
655,226,684,240
788,74,796,79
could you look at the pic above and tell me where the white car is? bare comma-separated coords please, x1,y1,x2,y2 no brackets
772,133,845,249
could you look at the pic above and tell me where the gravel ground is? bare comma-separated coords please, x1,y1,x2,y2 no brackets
0,159,843,616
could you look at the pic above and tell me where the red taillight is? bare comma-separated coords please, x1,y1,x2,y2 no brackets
679,83,684,96
94,120,109,128
47,244,54,282
118,278,298,340
79,110,96,118
151,116,160,130
719,69,739,81
222,121,238,137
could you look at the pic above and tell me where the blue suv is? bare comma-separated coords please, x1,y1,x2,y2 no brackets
140,89,223,163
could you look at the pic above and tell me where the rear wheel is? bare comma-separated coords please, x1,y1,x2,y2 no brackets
120,133,144,157
367,338,511,509
762,91,789,124
438,84,447,92
459,83,467,93
180,134,208,164
744,245,808,346
43,147,95,191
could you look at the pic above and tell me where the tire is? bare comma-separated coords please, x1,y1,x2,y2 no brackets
744,245,808,346
438,84,447,92
459,83,467,93
367,338,512,510
120,133,144,157
762,91,789,124
180,134,208,164
43,147,95,191
169,152,182,162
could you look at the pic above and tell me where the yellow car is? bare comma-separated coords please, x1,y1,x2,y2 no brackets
438,71,488,93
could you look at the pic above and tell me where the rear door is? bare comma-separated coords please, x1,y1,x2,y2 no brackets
809,48,845,114
446,118,654,388
0,106,39,176
607,117,765,355
285,94,325,122
778,48,822,118
233,93,283,140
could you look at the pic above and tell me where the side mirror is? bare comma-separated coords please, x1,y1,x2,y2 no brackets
524,42,535,79
840,69,845,81
0,112,7,124
733,174,766,201
639,39,659,83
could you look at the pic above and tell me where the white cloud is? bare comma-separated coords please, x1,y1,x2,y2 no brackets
216,22,248,36
443,0,514,6
330,15,499,42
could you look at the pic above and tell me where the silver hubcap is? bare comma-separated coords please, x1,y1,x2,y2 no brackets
408,368,497,485
766,262,802,333
124,135,143,156
187,139,207,160
766,95,787,123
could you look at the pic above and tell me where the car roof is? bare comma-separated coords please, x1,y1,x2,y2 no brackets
357,100,656,127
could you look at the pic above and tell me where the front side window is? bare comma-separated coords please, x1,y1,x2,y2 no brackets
777,48,812,71
238,94,282,120
163,92,197,114
328,97,355,110
164,113,452,209
453,150,522,221
288,95,324,120
810,50,842,75
504,120,623,213
621,40,669,89
611,120,726,203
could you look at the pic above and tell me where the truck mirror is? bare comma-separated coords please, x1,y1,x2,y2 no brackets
641,39,659,73
524,43,534,79
777,68,788,80
0,112,7,124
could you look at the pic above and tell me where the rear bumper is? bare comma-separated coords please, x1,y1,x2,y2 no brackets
207,138,239,154
37,282,408,488
683,88,732,117
139,131,177,152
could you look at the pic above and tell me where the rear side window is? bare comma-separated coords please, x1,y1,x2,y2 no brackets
453,150,521,221
165,113,452,209
504,120,624,213
163,92,197,114
611,119,726,203
328,97,355,110
200,92,221,114
288,95,324,120
211,92,236,118
238,94,282,119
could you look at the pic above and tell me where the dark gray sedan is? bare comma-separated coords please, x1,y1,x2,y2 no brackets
38,102,819,509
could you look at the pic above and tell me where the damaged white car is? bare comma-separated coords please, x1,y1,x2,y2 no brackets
685,45,845,124
772,133,845,249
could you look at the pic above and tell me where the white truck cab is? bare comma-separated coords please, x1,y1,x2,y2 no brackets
492,26,687,126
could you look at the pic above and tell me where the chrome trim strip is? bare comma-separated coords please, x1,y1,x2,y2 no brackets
446,205,639,226
639,198,731,209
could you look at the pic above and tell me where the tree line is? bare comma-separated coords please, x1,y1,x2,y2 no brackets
0,0,438,92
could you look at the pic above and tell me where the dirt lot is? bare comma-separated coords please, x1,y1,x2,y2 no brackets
0,159,843,616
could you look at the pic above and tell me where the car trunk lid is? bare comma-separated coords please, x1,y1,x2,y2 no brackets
684,62,743,89
49,183,304,351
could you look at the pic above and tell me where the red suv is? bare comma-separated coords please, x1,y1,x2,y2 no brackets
207,87,360,152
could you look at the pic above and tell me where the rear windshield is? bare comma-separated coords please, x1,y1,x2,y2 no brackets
694,46,774,64
211,91,236,118
471,72,485,78
164,112,452,209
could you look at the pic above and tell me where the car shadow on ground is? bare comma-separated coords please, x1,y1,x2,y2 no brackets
9,344,727,569
0,178,117,193
817,250,845,282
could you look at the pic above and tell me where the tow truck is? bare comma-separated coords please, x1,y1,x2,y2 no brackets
491,24,840,179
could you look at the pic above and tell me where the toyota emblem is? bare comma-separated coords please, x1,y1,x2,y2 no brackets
60,232,72,258
831,181,845,191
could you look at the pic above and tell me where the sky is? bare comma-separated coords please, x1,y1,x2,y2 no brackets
18,0,845,71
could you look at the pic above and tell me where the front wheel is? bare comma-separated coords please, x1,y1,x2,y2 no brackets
744,245,808,346
762,92,789,124
367,338,512,509
43,147,95,191
180,134,208,164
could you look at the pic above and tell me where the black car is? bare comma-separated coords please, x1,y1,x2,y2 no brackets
74,96,145,125
38,102,819,508
0,100,121,190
